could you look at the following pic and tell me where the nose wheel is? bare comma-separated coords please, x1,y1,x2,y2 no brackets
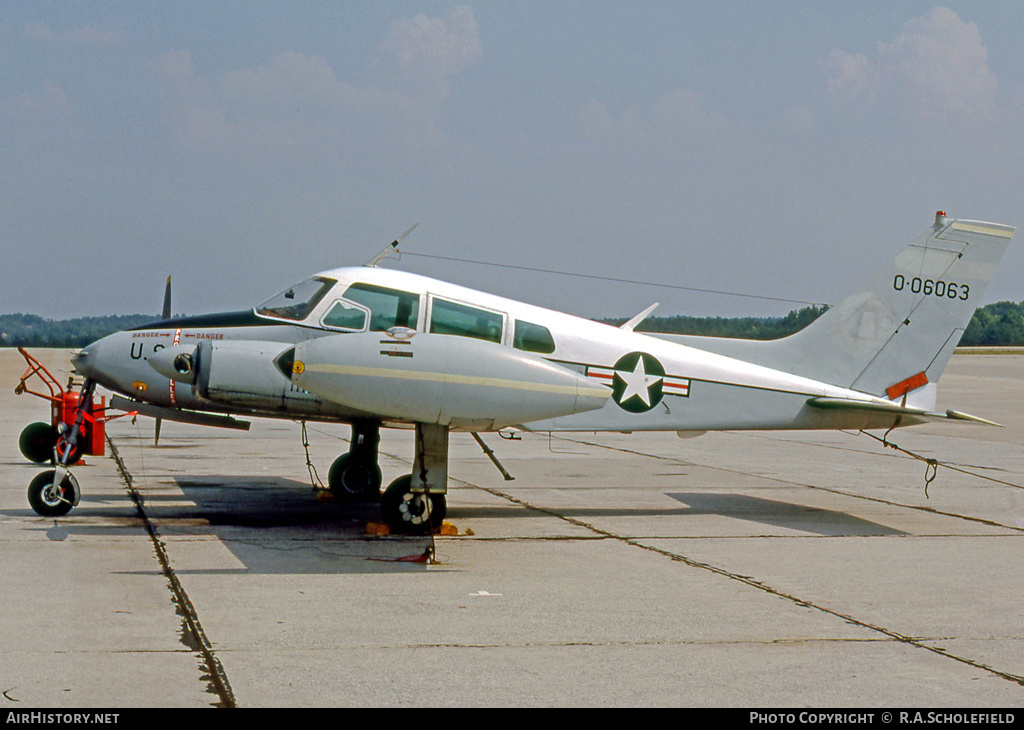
27,469,80,517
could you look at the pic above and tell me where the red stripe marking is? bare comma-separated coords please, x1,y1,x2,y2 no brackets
886,371,928,400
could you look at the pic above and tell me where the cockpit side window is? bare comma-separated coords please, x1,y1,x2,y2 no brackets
513,320,556,354
341,283,420,332
321,300,369,331
430,298,504,344
256,277,336,321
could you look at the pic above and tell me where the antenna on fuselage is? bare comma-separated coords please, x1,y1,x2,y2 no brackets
365,223,420,267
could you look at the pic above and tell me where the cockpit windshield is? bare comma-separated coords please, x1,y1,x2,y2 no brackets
256,276,336,321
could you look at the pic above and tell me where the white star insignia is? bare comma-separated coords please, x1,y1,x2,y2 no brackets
617,357,663,407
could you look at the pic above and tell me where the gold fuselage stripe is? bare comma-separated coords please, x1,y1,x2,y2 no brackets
303,363,611,398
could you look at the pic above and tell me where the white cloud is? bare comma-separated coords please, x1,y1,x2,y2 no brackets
824,49,874,99
652,89,734,137
1,81,72,118
375,5,482,101
780,105,815,136
155,48,459,161
25,21,123,47
0,81,77,145
825,7,999,123
153,7,485,161
219,51,379,113
578,89,737,149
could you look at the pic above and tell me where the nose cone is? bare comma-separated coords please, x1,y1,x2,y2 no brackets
70,333,120,389
71,343,98,379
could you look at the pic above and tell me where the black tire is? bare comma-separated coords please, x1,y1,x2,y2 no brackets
54,427,83,466
328,453,382,502
27,470,78,517
380,474,447,533
19,422,56,463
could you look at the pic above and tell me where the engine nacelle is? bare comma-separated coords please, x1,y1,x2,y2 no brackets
292,331,610,430
150,340,296,409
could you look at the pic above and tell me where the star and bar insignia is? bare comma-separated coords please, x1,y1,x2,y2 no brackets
587,352,690,413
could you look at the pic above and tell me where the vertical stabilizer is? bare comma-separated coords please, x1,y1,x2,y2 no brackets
788,214,1013,404
659,213,1014,408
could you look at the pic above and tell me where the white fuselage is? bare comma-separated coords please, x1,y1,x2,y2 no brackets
76,265,912,434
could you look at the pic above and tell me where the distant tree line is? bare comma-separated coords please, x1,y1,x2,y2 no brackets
607,305,830,340
605,300,1024,346
2,301,1023,348
0,313,159,348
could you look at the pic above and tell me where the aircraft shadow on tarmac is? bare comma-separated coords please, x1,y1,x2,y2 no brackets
7,476,904,575
666,492,907,536
159,475,442,575
6,475,439,576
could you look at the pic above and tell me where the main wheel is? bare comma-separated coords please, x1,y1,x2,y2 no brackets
328,453,382,502
380,475,447,534
27,470,79,517
19,422,56,463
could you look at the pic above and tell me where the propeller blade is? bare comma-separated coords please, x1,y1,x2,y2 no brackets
162,275,172,320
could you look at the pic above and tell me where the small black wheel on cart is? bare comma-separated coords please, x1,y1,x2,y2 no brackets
19,422,56,463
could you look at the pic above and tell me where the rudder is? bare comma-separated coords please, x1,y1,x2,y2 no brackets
656,212,1015,409
775,212,1014,406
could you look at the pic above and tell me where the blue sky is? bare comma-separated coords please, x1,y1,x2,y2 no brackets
2,2,1022,319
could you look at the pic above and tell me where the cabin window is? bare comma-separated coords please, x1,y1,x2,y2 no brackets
430,298,504,344
340,283,420,332
257,277,336,321
513,320,556,354
321,300,369,331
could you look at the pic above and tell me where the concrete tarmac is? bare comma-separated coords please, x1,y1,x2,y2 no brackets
2,348,1022,707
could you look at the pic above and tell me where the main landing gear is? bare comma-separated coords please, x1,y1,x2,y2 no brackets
327,421,383,501
329,421,448,534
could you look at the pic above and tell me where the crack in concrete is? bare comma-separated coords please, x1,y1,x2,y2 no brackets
554,432,1024,533
450,445,1024,690
107,438,237,708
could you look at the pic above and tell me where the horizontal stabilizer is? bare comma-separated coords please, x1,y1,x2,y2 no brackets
806,396,1001,426
110,395,252,431
944,409,1003,427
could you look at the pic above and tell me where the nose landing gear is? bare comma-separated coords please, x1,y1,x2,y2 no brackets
16,349,134,518
323,421,448,534
24,377,97,517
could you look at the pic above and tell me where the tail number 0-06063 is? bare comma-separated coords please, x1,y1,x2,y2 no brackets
893,275,969,300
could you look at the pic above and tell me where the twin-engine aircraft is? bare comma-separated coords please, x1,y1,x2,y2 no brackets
23,212,1016,532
